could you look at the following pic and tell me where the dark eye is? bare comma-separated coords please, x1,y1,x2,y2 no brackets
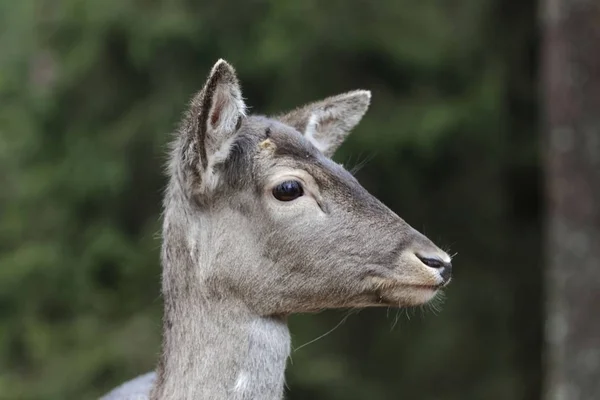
272,180,304,201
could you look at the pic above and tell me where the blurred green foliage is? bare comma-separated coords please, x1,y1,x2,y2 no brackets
0,0,540,399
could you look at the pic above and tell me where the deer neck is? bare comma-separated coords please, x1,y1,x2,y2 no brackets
152,211,290,400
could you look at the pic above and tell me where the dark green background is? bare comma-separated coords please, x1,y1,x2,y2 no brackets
0,1,541,399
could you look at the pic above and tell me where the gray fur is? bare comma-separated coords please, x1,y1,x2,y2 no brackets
102,59,452,400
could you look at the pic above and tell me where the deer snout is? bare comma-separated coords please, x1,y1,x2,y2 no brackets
416,254,452,284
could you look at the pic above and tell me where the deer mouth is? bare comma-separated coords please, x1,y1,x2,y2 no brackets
406,283,444,290
369,275,445,290
407,279,451,290
367,276,446,307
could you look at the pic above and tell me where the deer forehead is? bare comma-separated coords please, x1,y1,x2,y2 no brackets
243,117,316,155
221,116,360,198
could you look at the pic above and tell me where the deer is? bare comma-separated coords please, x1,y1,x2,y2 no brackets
101,59,453,400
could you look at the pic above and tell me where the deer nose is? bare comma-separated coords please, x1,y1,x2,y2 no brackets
416,255,452,283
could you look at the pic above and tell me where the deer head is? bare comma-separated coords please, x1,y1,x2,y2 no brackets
163,59,452,316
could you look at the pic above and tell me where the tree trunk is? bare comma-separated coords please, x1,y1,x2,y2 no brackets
542,1,600,399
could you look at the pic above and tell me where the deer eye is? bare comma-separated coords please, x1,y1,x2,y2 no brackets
272,180,304,201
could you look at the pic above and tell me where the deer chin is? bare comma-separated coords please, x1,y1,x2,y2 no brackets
368,276,445,307
385,285,442,306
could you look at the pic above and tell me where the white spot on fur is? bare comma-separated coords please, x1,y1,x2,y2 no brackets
188,235,196,261
232,371,249,393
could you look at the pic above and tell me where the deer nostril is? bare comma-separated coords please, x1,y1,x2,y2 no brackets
416,255,452,282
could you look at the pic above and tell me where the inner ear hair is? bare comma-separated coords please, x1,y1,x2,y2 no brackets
186,59,248,191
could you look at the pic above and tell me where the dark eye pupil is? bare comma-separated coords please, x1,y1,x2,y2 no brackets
273,180,304,201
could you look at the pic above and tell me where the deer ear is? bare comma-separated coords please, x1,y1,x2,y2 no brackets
278,90,371,157
192,59,246,175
